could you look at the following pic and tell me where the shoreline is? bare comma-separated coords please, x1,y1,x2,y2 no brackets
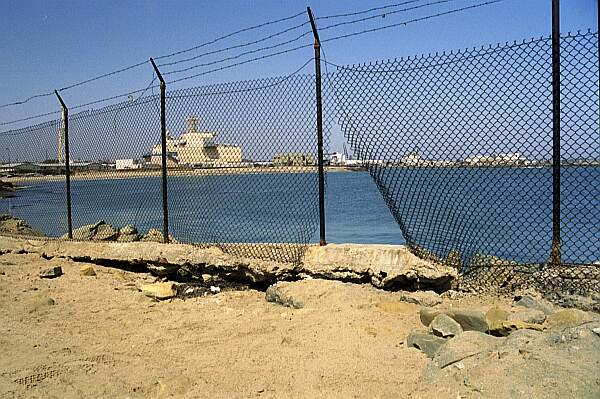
3,165,365,183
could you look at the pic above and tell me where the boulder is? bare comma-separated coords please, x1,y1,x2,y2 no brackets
92,223,118,241
265,282,304,309
430,314,463,338
433,331,504,368
509,309,546,325
445,309,488,332
420,308,441,327
142,228,177,244
493,320,544,337
407,332,447,358
544,309,593,330
69,221,105,241
140,282,177,300
40,266,62,279
80,264,96,276
514,295,554,315
117,225,141,242
397,290,442,307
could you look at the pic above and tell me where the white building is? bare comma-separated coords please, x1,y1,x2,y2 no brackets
115,159,142,170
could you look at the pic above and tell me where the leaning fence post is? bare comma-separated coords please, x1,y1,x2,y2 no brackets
307,7,326,246
550,0,561,265
54,90,73,239
150,58,170,244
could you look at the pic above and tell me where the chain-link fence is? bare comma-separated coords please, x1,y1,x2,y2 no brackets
0,30,598,277
0,66,332,264
331,30,599,289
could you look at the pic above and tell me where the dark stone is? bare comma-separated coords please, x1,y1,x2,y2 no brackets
407,332,447,358
40,266,62,279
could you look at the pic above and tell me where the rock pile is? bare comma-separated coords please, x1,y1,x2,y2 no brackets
407,294,598,365
0,215,45,237
62,221,175,243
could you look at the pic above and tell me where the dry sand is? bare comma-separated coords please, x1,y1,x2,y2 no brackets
0,251,599,398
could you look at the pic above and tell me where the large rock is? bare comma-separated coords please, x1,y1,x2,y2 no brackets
117,225,141,242
514,295,554,315
430,314,463,338
445,309,489,332
68,221,105,241
92,223,118,241
140,282,177,300
407,332,447,358
142,228,177,244
420,308,441,327
80,264,96,276
265,282,304,309
303,244,456,290
433,331,504,368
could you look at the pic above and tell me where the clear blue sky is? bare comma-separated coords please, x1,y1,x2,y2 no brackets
0,0,597,132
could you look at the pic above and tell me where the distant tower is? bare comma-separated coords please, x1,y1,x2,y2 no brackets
186,116,199,133
57,114,65,163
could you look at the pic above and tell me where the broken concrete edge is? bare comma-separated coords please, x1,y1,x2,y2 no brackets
0,237,457,292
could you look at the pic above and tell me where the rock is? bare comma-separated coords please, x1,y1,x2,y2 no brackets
376,301,417,314
420,308,441,327
92,223,118,241
514,295,554,315
407,332,447,358
140,282,177,300
485,307,510,334
551,293,600,313
117,225,141,242
40,266,62,279
544,309,593,330
397,290,442,307
142,228,177,243
265,282,304,309
79,265,96,276
509,309,546,325
433,331,504,368
446,309,489,332
430,314,463,338
592,327,600,337
0,215,45,237
68,221,105,241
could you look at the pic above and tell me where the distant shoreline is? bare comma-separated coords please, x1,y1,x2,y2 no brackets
3,163,597,184
3,166,365,183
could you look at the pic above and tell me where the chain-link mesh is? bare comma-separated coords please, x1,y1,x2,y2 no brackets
0,118,68,236
330,31,599,290
0,65,331,264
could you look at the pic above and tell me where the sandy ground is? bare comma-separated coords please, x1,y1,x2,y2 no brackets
1,251,599,398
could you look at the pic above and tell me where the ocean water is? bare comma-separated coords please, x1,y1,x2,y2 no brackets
1,169,598,264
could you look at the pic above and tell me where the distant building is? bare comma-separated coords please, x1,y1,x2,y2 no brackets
464,152,528,166
273,153,315,166
148,116,242,166
115,159,142,170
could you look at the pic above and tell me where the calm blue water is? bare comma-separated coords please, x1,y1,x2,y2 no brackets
1,169,598,264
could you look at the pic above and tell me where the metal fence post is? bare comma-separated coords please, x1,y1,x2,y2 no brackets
54,90,73,239
549,0,561,265
150,58,170,244
307,7,326,246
